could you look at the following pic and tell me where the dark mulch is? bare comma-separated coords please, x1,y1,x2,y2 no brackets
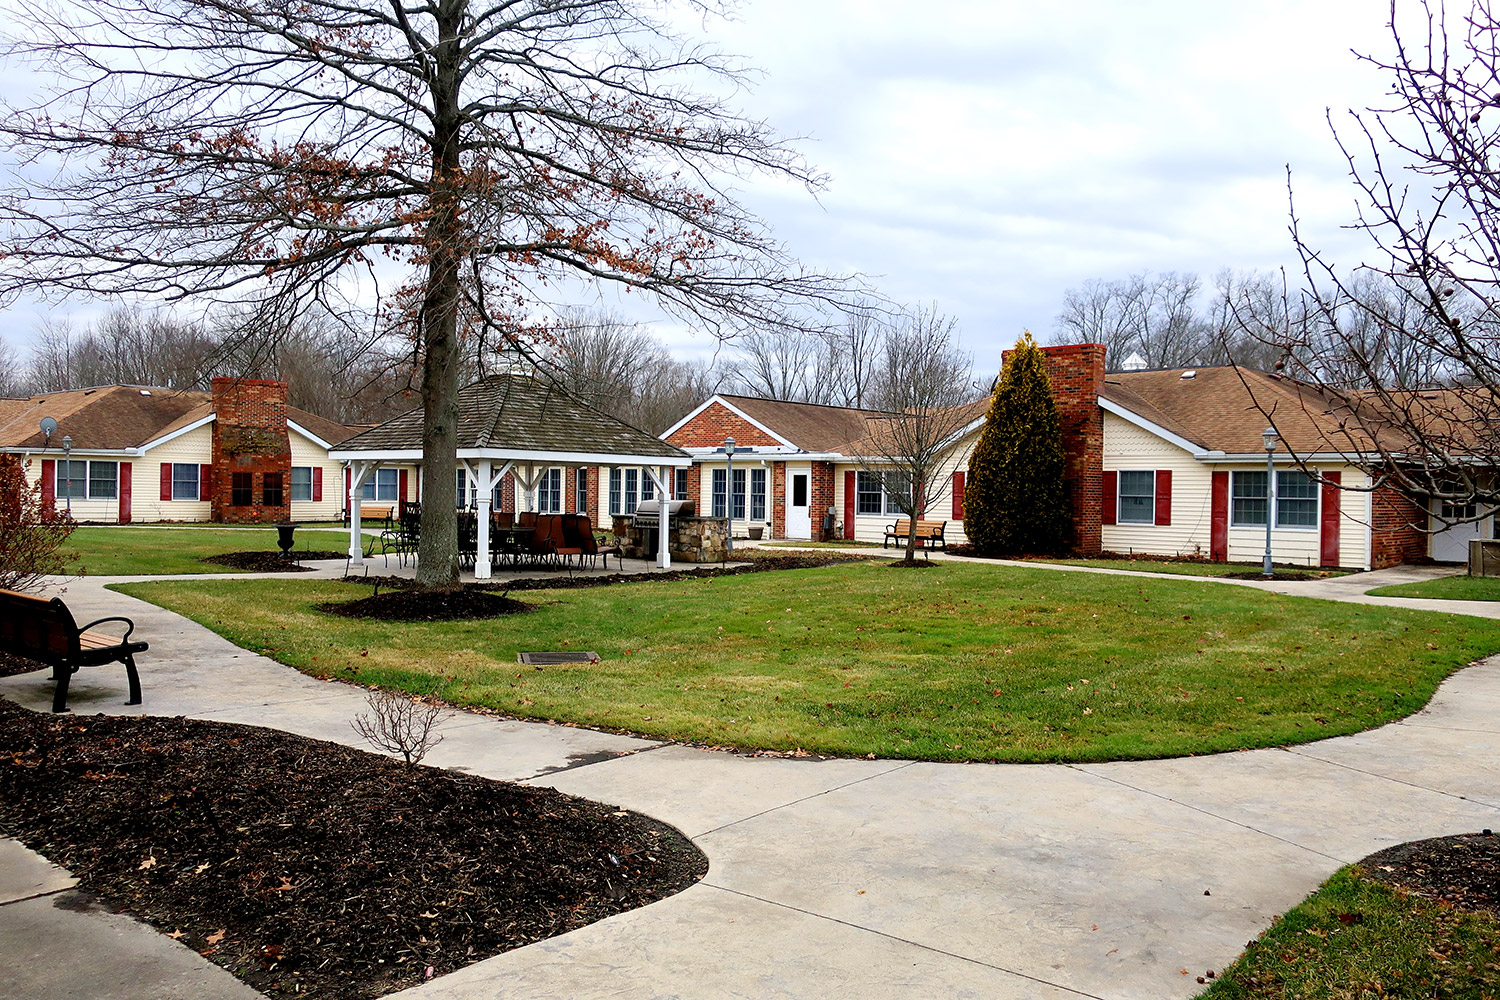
0,700,706,1000
203,550,346,572
883,558,941,569
0,650,47,677
1362,831,1500,916
1221,570,1324,581
321,589,533,622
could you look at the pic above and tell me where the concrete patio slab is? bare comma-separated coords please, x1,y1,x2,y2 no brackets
0,840,75,904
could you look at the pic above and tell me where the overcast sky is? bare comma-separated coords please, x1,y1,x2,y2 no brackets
0,0,1400,377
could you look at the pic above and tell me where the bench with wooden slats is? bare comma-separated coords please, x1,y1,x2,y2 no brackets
0,588,146,713
883,519,949,549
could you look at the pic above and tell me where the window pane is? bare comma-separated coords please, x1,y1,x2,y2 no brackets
1117,470,1155,524
641,473,655,502
232,472,253,507
539,469,562,513
88,461,117,500
576,468,588,513
289,466,312,502
377,468,399,502
57,460,87,499
609,468,622,515
791,473,807,508
732,467,746,519
712,468,727,518
171,463,201,500
1276,471,1317,528
361,475,376,500
624,468,638,514
1231,471,1268,527
675,468,688,501
856,471,882,515
262,472,284,507
884,474,911,516
751,468,767,520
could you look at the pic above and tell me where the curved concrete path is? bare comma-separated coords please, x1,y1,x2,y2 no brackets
1,565,1498,1000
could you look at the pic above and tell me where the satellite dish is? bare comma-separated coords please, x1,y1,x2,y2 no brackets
39,416,57,442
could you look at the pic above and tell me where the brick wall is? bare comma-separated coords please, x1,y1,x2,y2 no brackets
997,343,1107,556
771,461,787,538
210,377,291,524
666,401,781,449
1371,481,1429,568
685,464,702,513
811,461,836,541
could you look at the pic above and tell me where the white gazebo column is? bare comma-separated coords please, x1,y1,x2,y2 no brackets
346,461,376,563
647,466,671,570
474,459,492,579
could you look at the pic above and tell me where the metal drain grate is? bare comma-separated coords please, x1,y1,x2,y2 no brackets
518,651,601,665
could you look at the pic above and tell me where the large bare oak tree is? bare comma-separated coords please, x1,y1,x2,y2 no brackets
0,0,847,587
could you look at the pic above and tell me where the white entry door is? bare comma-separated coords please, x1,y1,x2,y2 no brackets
786,465,812,539
1430,500,1488,562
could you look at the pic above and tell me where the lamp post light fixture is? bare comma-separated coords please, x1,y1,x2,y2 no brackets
1261,426,1278,579
723,436,735,559
62,433,73,516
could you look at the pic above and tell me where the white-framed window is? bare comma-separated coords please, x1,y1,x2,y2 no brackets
172,463,201,501
609,467,623,515
454,468,471,508
1117,470,1155,524
883,474,911,516
538,468,563,513
674,468,689,501
1276,471,1318,528
624,468,639,514
641,472,655,502
57,460,117,500
750,467,767,520
362,467,399,502
576,467,588,513
290,466,313,502
1231,471,1268,527
855,470,883,515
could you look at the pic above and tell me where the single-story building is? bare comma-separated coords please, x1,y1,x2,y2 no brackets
0,378,367,523
650,344,1490,569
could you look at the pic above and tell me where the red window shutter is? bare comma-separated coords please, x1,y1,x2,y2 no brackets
952,470,966,520
842,470,856,540
1319,471,1342,566
345,467,352,505
41,459,55,506
1210,470,1229,561
1101,471,1118,526
1154,470,1172,526
312,467,323,502
199,464,214,501
399,468,409,503
160,462,173,501
118,463,132,524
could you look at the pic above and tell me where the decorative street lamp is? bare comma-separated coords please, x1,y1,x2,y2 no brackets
1262,426,1278,579
62,434,73,516
723,436,735,559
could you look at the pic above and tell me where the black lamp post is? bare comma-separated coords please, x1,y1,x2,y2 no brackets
724,436,735,559
62,434,72,516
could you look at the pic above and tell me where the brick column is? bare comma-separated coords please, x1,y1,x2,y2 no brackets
210,378,292,524
771,462,787,539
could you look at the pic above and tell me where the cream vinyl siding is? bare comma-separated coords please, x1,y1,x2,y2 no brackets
136,424,213,522
20,454,133,523
289,428,345,521
1101,415,1212,558
1340,468,1373,570
835,442,973,547
1224,463,1370,569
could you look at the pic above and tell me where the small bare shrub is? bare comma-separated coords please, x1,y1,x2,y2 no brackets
350,688,449,767
0,456,76,592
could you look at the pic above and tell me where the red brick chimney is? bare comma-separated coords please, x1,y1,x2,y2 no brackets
210,377,292,524
999,343,1107,556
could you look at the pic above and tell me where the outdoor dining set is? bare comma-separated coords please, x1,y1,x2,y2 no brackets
377,501,622,573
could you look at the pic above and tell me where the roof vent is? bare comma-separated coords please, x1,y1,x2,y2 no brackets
139,389,152,396
1120,351,1148,371
1179,370,1197,379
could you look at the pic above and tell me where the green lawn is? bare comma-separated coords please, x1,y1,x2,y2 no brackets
1023,558,1351,579
116,560,1500,762
1368,574,1500,602
1198,867,1500,999
63,525,354,576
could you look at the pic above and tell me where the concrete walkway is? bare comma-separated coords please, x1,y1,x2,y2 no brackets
2,564,1499,1000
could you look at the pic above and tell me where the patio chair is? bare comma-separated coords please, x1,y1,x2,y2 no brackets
554,514,588,571
456,510,478,570
524,514,558,567
574,515,621,571
380,508,420,567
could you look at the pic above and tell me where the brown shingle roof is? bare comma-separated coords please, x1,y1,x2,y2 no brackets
287,407,361,446
716,395,883,453
0,386,211,450
336,375,689,461
1102,366,1379,455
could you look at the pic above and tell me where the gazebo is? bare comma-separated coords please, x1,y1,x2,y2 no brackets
329,375,691,578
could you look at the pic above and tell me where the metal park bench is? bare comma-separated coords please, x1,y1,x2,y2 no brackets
0,589,146,713
884,519,948,549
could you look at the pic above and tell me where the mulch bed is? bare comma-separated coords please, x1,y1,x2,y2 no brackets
0,650,47,678
203,551,347,572
0,700,706,1000
1362,831,1500,915
322,589,534,622
1221,570,1324,581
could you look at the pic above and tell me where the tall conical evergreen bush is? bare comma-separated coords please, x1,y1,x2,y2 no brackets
963,332,1070,556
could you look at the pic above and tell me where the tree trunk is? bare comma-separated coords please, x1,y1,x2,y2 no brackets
905,519,919,565
414,0,465,591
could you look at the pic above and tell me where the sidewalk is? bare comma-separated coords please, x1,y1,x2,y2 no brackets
2,564,1499,999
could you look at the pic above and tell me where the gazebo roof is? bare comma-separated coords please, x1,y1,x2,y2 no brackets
330,374,690,466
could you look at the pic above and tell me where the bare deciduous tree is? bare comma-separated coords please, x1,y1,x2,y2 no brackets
351,688,450,768
0,0,852,590
0,456,76,593
857,305,980,564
